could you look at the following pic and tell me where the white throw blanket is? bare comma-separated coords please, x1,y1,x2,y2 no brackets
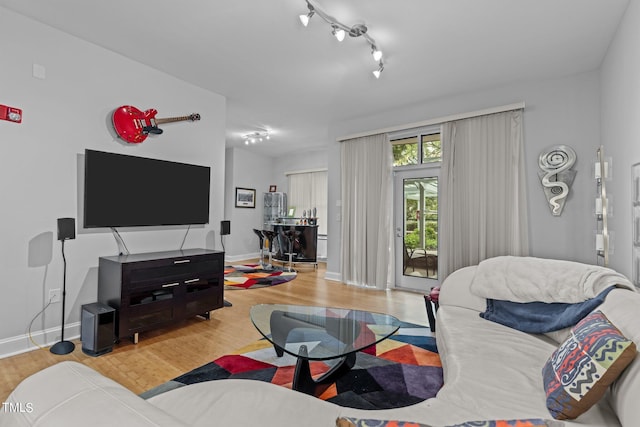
469,256,635,303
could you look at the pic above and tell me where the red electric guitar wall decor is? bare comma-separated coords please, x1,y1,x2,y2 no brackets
112,105,201,144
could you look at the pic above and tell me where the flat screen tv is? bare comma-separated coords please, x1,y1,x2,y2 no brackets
84,149,211,228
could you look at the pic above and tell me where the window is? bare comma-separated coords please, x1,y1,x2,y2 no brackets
422,133,441,163
392,136,419,166
392,133,441,166
287,170,328,235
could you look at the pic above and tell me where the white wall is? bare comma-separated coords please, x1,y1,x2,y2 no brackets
223,147,274,261
326,71,603,281
271,148,329,191
601,0,640,279
0,8,226,357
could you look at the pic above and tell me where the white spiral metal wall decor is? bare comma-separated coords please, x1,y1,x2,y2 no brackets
538,145,577,216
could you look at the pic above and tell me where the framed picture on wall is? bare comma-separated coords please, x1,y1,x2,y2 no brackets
269,185,277,192
235,187,256,208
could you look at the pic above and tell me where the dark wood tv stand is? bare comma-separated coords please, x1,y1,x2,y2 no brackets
98,248,224,344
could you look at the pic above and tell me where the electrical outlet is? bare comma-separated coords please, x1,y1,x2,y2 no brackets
49,288,61,303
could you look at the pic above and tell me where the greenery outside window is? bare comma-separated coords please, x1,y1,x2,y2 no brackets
392,133,441,166
422,134,441,163
391,136,418,166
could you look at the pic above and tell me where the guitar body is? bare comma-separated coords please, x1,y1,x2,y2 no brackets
112,105,200,144
112,106,160,144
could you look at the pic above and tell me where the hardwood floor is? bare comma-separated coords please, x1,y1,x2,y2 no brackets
0,261,428,401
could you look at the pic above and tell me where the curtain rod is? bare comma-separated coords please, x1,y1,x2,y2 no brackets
284,168,328,176
336,101,525,142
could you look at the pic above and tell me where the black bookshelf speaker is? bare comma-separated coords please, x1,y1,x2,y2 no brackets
220,220,231,235
57,218,76,241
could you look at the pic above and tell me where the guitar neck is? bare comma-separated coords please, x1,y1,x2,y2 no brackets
156,116,196,125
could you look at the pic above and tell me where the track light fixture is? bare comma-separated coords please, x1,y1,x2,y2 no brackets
373,61,384,79
299,3,314,27
332,25,346,42
299,0,385,78
243,131,271,145
372,45,383,62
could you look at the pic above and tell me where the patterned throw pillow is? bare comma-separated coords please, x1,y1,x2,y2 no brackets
336,419,429,427
446,422,555,427
542,310,637,420
336,418,556,427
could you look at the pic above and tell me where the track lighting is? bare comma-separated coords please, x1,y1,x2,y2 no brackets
299,4,314,27
372,45,383,62
299,13,311,27
243,131,271,145
373,61,384,79
332,25,346,42
299,0,385,77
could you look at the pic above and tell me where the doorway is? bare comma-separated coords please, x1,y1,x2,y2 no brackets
394,168,439,291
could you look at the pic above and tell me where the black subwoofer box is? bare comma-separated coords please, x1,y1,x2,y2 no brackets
81,302,115,357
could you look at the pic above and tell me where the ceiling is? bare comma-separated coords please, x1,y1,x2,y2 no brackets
0,0,629,157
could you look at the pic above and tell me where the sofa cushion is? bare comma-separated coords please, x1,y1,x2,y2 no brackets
434,306,557,419
147,378,342,427
438,266,485,312
432,305,621,426
1,361,187,427
542,310,637,420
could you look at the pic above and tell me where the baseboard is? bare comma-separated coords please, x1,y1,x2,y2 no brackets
324,270,342,282
0,322,80,359
225,252,260,263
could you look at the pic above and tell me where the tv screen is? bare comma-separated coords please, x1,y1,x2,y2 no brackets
84,149,211,228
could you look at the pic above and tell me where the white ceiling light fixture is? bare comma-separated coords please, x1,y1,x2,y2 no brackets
373,61,384,79
299,0,385,78
332,25,346,42
243,131,271,145
299,3,314,27
372,46,383,62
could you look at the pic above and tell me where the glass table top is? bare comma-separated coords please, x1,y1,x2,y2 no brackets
249,304,401,361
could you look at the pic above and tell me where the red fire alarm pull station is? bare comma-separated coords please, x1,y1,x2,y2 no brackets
0,104,22,123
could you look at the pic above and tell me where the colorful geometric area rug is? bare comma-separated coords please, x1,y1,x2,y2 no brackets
142,321,443,410
224,264,297,290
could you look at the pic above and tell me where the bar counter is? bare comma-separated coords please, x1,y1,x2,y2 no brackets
267,220,318,267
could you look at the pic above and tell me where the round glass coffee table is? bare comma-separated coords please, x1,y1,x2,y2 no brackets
249,304,401,395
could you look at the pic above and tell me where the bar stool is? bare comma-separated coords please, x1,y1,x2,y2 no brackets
252,229,265,268
283,229,301,272
261,229,277,270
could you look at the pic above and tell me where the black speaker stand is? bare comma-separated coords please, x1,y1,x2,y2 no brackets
50,239,75,355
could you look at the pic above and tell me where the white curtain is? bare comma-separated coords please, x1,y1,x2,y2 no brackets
439,109,529,277
341,134,393,289
287,170,328,235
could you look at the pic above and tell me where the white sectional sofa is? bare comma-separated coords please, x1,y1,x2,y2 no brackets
3,257,639,427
